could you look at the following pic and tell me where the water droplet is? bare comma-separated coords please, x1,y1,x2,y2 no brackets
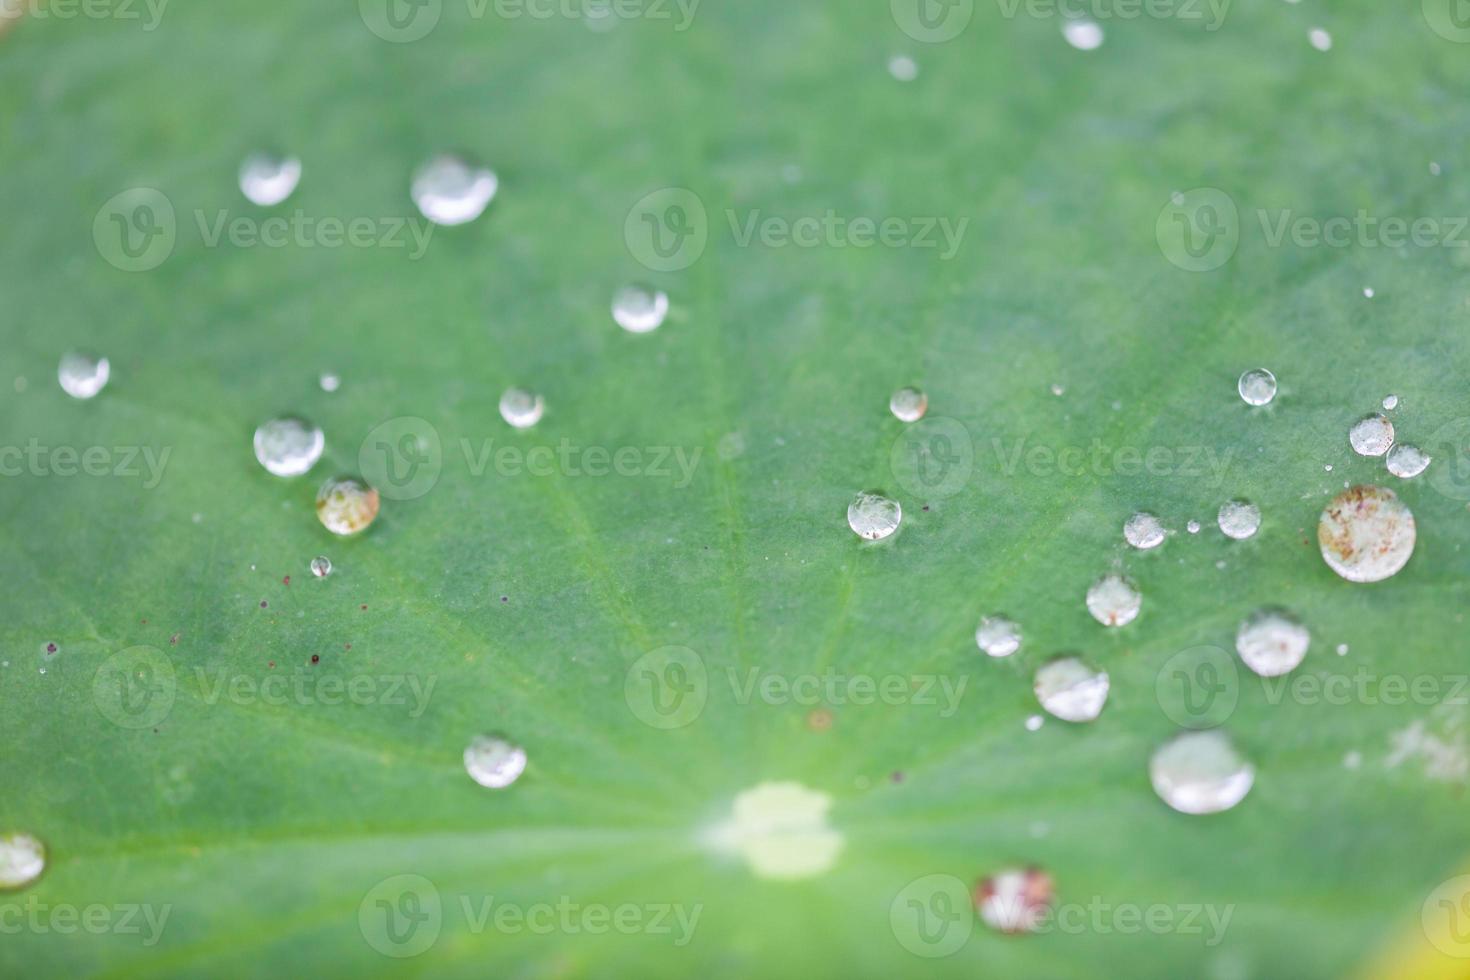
887,54,918,81
238,153,302,207
1086,573,1141,627
1430,161,1443,177
1150,730,1255,815
1363,286,1375,299
315,476,380,536
975,868,1054,935
847,491,901,541
1186,520,1202,534
704,782,842,879
499,387,545,429
57,351,110,400
611,284,669,334
411,154,498,226
310,556,332,578
1349,413,1395,457
253,416,324,477
888,387,928,423
1343,750,1362,770
319,372,341,393
1386,444,1431,479
1237,368,1277,407
1034,656,1110,722
1217,499,1261,540
1049,382,1066,397
976,616,1021,658
1318,484,1416,583
1024,714,1044,732
1124,511,1165,550
1236,608,1310,677
1062,18,1104,50
0,833,45,890
1308,27,1332,51
1336,643,1349,656
463,734,527,789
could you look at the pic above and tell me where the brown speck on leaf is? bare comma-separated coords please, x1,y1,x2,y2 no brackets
807,708,834,732
260,600,268,608
170,633,180,646
282,576,291,586
310,654,320,664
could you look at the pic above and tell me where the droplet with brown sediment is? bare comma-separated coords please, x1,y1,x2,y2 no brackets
1317,485,1415,583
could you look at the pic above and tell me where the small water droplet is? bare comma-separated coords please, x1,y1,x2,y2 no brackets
1382,394,1399,410
1236,608,1310,677
888,387,928,423
976,616,1021,658
1049,383,1066,397
1325,464,1334,472
1318,485,1416,582
1186,520,1202,534
1336,643,1349,656
1349,413,1395,457
1237,368,1277,407
611,284,669,334
847,491,901,541
57,351,110,400
1430,161,1443,177
1362,286,1375,299
319,372,341,393
1308,27,1332,51
411,154,498,226
1086,573,1141,627
238,153,302,207
1217,499,1261,540
1024,714,1044,732
1034,656,1110,722
1343,751,1362,770
310,556,332,578
463,734,527,789
0,832,46,890
1124,511,1165,550
1386,444,1431,479
975,868,1054,935
36,667,45,675
1062,18,1104,50
315,477,380,536
499,387,545,429
253,416,324,477
887,54,918,81
1150,730,1255,815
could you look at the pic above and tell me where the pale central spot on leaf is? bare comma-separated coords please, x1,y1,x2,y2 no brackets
706,782,842,880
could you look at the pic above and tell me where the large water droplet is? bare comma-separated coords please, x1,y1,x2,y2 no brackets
463,734,527,789
238,153,302,207
1150,730,1255,815
0,832,45,890
1237,368,1277,407
976,616,1021,658
499,387,545,429
57,351,110,400
1062,18,1104,49
975,868,1054,935
315,477,380,536
888,387,928,423
411,155,498,226
1086,573,1141,627
1124,511,1165,550
611,284,669,334
1236,608,1310,677
847,491,902,541
1349,413,1395,457
1318,485,1416,583
1217,499,1261,540
1034,656,1110,722
310,556,332,578
253,416,324,477
1386,444,1431,479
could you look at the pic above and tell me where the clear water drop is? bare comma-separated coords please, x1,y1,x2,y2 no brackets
1217,499,1261,540
1024,714,1044,732
253,416,324,477
887,54,918,81
1236,608,1310,677
1124,511,1165,550
463,734,527,789
976,616,1021,658
611,284,669,334
1336,643,1349,656
1382,394,1399,411
1062,18,1104,49
1237,368,1277,407
57,351,110,400
0,832,45,890
1186,520,1202,534
1386,444,1431,479
1363,287,1375,299
319,372,341,393
238,153,302,207
1034,656,1110,723
1318,485,1416,583
1430,161,1443,176
975,868,1054,935
1308,27,1332,51
499,387,545,429
1150,730,1255,815
1349,413,1395,457
411,154,498,226
847,491,901,541
315,477,380,536
1049,383,1066,397
310,556,332,578
1086,573,1141,627
888,387,928,423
